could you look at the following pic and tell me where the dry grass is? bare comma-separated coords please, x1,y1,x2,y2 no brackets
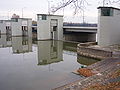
83,69,120,90
77,68,95,77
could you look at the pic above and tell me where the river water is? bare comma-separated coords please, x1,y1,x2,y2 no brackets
0,35,98,90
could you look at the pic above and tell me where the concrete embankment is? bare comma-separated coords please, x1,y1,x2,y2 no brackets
53,43,120,90
77,43,120,59
53,58,120,90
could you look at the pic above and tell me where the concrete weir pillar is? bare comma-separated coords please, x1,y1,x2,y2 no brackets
98,7,120,46
0,20,6,34
11,18,32,37
0,20,11,35
37,14,63,40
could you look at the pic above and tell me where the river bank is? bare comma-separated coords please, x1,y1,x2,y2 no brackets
53,58,120,90
53,44,120,90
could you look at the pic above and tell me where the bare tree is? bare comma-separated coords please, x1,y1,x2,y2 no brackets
51,0,120,14
51,0,89,14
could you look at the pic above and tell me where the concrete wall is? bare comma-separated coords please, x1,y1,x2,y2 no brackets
37,17,50,40
27,19,32,37
11,18,32,37
57,17,63,40
77,43,112,59
0,35,7,47
98,7,120,46
50,16,63,40
0,21,6,34
11,19,22,36
64,32,96,42
6,21,12,34
37,14,63,40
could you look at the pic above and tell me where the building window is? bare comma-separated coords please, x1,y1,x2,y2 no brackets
53,26,57,31
37,15,47,20
11,18,18,22
0,21,3,23
37,15,42,20
22,26,28,30
22,26,24,30
42,15,47,20
101,8,113,16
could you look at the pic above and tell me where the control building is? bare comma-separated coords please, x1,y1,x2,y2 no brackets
98,7,120,46
37,14,63,40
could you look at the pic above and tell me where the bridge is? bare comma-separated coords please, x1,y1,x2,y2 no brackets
32,26,97,33
63,26,97,42
32,23,98,42
63,26,97,33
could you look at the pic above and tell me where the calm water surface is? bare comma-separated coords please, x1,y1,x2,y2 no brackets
0,35,98,90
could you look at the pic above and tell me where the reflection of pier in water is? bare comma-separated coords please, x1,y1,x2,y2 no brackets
63,42,78,52
63,41,100,65
12,36,32,54
37,40,63,65
63,42,78,56
0,35,12,48
77,54,100,66
63,51,77,56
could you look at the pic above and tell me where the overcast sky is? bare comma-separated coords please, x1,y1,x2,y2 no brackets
0,0,119,23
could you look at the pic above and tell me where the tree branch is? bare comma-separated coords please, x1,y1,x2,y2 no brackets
51,0,120,14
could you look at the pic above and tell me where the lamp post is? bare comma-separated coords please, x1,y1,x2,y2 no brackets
103,0,105,6
47,0,53,14
22,7,26,18
8,11,11,20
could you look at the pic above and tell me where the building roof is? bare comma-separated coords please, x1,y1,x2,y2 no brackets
11,18,32,20
0,20,12,22
37,14,63,17
97,6,120,11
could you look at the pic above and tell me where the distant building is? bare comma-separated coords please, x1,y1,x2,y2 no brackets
0,20,11,34
12,14,20,18
0,35,7,47
11,18,32,37
98,7,120,46
0,35,12,48
37,14,63,40
0,20,6,34
6,20,12,34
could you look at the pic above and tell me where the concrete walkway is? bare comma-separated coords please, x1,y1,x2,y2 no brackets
53,58,120,90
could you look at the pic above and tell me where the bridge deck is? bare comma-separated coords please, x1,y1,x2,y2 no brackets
63,26,97,33
32,26,98,33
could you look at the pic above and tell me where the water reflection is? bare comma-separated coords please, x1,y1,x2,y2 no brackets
0,34,99,66
12,36,32,54
6,34,12,47
0,34,12,48
77,54,99,66
63,42,78,52
0,35,7,47
0,34,100,90
37,40,63,65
